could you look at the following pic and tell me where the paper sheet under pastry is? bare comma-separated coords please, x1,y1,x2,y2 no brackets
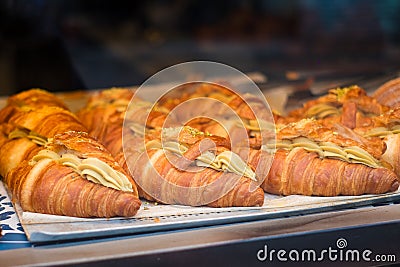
15,186,400,225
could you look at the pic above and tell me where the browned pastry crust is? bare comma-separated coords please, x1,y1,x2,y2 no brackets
48,131,138,195
0,89,141,218
6,88,69,110
7,106,88,137
1,129,141,217
238,147,399,196
129,144,264,207
119,124,264,207
277,119,385,160
354,107,400,177
0,136,40,178
5,159,140,217
77,88,174,156
261,148,399,196
77,86,400,202
76,88,133,148
157,82,265,120
78,88,266,207
373,77,400,108
284,86,389,129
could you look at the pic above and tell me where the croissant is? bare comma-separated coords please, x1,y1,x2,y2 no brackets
157,82,270,121
373,77,400,108
356,107,400,177
0,89,141,218
2,129,141,217
124,126,264,207
77,88,176,156
131,149,264,207
5,159,140,218
240,119,399,196
6,88,70,110
0,104,87,174
260,148,398,196
0,88,70,123
283,86,389,129
7,106,88,138
0,134,40,178
156,82,275,149
78,88,264,207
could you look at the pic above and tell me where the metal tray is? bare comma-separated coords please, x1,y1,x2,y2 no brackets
14,185,400,244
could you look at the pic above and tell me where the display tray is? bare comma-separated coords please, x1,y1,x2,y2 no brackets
2,180,399,244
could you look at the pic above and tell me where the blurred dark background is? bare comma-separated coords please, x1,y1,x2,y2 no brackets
0,0,399,95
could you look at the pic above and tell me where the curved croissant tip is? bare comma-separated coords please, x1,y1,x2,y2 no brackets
373,77,400,108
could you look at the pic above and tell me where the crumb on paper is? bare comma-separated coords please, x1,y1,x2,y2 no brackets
143,207,149,211
153,217,160,223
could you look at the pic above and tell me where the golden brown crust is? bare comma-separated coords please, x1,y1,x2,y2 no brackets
0,137,40,177
277,119,385,159
285,86,389,130
48,130,139,197
6,160,140,217
77,85,400,203
0,89,141,218
130,148,264,207
259,148,398,196
354,107,400,177
7,106,87,138
290,86,388,117
7,88,69,110
373,77,400,108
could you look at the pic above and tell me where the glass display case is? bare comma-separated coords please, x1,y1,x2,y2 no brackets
1,1,400,266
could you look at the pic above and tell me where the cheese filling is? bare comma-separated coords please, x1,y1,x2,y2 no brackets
8,128,48,146
31,150,133,192
364,125,400,138
263,136,381,168
241,118,275,132
304,103,340,119
146,140,257,181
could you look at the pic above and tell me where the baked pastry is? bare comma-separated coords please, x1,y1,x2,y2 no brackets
0,123,41,177
283,85,389,129
78,90,265,207
4,131,141,217
124,126,265,207
260,148,398,196
356,107,400,177
252,119,399,196
155,82,275,150
5,88,70,109
77,88,175,156
0,89,141,218
373,77,400,108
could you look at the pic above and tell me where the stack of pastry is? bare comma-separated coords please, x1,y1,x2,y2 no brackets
1,76,400,218
0,89,141,218
151,82,400,197
77,88,265,207
77,81,400,202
